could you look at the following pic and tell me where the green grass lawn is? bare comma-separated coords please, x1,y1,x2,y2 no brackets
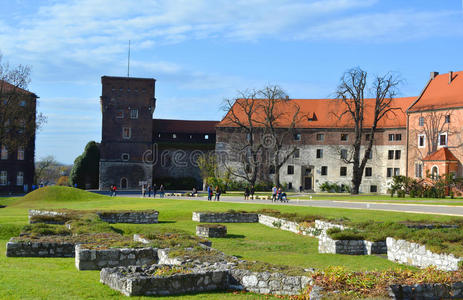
1,186,462,299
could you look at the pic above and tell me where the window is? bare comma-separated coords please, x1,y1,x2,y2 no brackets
288,182,293,190
294,133,301,141
419,116,424,126
341,134,348,141
388,150,394,160
287,165,294,175
321,166,328,176
340,149,348,160
17,147,24,160
121,153,130,161
172,133,177,139
388,134,394,141
316,149,323,159
439,133,447,146
204,134,209,140
415,163,423,178
387,168,393,178
18,120,25,134
1,146,7,160
365,167,372,177
189,135,193,139
431,166,439,179
418,134,425,148
130,109,138,119
366,150,372,159
293,149,300,158
395,134,402,141
122,127,131,139
370,185,377,193
0,171,6,185
16,172,23,186
340,167,347,176
365,134,371,141
116,110,124,118
246,133,251,141
394,168,400,176
445,115,450,123
19,100,26,107
316,133,324,141
395,150,401,160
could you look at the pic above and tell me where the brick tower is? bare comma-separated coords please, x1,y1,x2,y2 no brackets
99,76,156,190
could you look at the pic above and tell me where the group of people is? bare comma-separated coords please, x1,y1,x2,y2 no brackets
141,184,165,198
272,185,288,202
207,185,221,201
109,184,117,197
243,186,255,200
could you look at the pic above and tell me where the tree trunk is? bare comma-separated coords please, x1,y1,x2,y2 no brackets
351,166,362,195
273,165,281,187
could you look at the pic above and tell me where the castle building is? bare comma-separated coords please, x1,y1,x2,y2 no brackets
217,97,414,194
99,76,217,190
0,80,37,193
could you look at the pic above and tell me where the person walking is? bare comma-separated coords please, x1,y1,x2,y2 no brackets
207,185,213,201
272,185,277,202
250,186,255,200
148,185,152,197
113,185,117,197
159,184,165,198
214,185,221,201
244,187,250,200
153,183,157,198
277,187,282,202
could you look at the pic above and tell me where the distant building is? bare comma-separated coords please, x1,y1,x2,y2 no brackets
0,80,37,193
217,97,413,194
99,76,217,190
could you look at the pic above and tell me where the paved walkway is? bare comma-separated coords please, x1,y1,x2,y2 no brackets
93,191,463,217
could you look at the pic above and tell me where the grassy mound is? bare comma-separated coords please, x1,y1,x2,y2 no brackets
18,186,108,204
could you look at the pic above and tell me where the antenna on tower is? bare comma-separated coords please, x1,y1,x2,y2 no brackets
127,40,131,78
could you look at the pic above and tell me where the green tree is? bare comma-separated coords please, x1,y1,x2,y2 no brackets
70,141,100,189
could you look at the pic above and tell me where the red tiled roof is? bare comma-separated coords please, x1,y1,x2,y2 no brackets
408,71,463,112
217,97,415,129
0,80,36,96
153,119,218,134
422,147,459,161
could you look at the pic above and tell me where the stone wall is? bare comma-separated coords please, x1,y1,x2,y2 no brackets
28,209,68,224
257,214,319,236
196,225,227,238
314,220,347,232
6,239,75,257
386,237,463,271
192,212,258,223
389,282,463,299
97,211,159,224
75,245,158,270
228,268,312,296
100,265,229,296
318,234,386,255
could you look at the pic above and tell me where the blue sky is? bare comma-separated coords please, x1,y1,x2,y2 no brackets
0,0,462,164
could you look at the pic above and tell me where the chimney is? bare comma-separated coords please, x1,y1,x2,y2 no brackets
449,71,454,84
430,71,439,80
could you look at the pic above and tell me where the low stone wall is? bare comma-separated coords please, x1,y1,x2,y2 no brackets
192,212,258,223
100,265,229,296
318,235,387,255
96,211,159,224
6,239,75,257
258,214,320,237
387,237,463,271
28,209,68,224
229,268,312,296
314,220,347,232
389,282,463,299
75,245,158,270
196,225,227,238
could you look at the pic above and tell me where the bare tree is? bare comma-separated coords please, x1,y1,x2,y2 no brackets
0,54,46,152
254,85,303,186
335,67,401,194
222,89,264,187
35,155,59,185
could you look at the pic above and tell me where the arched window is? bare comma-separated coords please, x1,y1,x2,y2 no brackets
120,177,128,189
431,166,439,180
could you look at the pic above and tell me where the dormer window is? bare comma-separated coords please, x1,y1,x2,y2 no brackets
308,113,317,121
